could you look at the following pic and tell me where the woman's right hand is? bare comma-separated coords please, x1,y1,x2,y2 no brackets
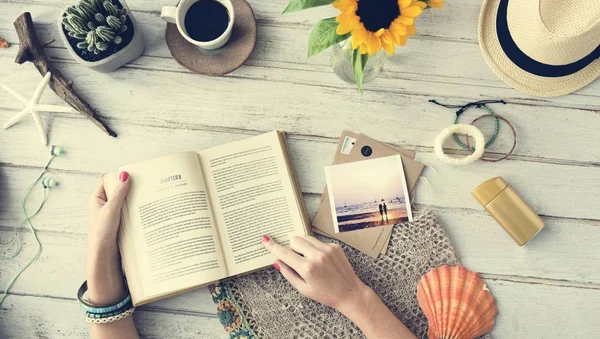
261,235,417,339
261,235,371,313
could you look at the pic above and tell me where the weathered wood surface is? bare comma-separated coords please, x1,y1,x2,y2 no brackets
1,0,599,338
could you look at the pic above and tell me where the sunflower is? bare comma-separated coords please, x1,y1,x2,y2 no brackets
426,0,444,9
334,0,428,55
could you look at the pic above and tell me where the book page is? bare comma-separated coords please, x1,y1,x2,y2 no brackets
117,152,228,301
198,131,308,276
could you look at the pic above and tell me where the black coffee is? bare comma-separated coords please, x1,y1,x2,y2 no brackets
184,0,230,42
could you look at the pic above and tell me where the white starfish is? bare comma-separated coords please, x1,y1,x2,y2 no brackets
2,72,73,145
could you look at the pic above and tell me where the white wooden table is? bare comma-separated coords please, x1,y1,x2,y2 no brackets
1,0,599,338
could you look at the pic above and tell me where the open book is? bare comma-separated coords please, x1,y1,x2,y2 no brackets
103,131,310,306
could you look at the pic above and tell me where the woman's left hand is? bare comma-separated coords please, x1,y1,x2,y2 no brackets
86,171,130,304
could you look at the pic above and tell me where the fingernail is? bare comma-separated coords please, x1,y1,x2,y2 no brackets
119,171,129,182
273,262,280,271
261,235,270,243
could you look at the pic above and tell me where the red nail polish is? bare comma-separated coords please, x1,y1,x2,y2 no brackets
273,262,280,271
261,235,270,242
119,171,129,182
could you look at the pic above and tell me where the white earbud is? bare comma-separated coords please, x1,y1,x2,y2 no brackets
42,178,58,188
51,145,65,156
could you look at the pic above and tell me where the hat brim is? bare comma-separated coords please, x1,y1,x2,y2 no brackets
478,0,600,97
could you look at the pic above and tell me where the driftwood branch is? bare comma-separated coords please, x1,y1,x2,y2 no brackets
13,12,117,138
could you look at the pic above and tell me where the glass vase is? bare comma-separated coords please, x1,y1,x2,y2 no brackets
330,39,386,85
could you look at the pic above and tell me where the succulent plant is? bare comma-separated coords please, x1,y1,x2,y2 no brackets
62,0,129,55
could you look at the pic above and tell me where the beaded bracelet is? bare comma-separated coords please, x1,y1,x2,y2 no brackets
86,300,134,318
465,113,517,162
453,104,500,150
85,307,136,324
429,99,505,150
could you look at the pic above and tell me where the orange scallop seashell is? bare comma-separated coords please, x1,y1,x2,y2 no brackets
417,265,498,339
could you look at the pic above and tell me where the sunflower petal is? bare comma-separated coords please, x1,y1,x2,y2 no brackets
359,43,368,54
333,0,357,11
390,22,407,35
407,24,416,35
336,22,353,35
382,42,395,55
396,16,414,25
336,13,357,34
401,5,422,18
374,28,385,37
398,34,408,46
413,1,427,9
366,34,382,55
398,0,411,8
389,30,402,45
428,0,444,9
380,31,393,45
352,26,368,47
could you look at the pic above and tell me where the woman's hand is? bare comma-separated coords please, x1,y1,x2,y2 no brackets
262,235,416,339
86,172,139,339
86,171,130,305
261,235,369,312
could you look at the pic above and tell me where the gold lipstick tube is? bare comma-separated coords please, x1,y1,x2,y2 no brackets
472,177,544,246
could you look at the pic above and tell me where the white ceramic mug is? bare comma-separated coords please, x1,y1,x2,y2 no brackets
161,0,235,50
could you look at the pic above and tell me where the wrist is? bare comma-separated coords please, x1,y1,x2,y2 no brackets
88,236,119,258
336,283,378,319
86,252,126,305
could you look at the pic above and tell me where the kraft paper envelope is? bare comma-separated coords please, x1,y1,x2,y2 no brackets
312,131,424,258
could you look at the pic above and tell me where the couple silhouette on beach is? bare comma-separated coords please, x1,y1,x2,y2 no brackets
378,199,388,221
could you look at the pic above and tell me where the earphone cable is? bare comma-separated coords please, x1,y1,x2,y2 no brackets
0,155,55,305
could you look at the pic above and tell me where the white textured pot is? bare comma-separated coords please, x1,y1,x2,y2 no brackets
57,0,144,73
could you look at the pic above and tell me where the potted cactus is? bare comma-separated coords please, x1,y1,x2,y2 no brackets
57,0,144,73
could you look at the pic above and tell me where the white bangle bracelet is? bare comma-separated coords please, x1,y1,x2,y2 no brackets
434,124,485,165
85,307,135,324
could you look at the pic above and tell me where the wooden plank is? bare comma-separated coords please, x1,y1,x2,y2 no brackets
0,119,598,221
2,193,600,303
2,276,600,338
485,278,600,338
0,294,227,339
433,207,600,285
1,2,600,111
1,54,600,166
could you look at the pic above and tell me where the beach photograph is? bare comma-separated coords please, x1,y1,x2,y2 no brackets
325,155,413,233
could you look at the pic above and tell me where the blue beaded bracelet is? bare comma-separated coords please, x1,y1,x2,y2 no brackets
80,294,132,314
86,300,133,318
77,280,132,314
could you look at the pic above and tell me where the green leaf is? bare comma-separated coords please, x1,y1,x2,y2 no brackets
307,17,350,57
283,0,335,13
352,49,368,91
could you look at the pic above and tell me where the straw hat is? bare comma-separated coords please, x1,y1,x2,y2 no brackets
478,0,600,97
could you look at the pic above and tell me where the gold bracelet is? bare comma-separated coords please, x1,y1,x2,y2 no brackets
85,307,135,324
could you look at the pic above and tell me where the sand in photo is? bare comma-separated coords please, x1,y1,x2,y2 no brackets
325,155,413,233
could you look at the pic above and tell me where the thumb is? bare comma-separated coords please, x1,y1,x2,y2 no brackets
106,171,131,210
